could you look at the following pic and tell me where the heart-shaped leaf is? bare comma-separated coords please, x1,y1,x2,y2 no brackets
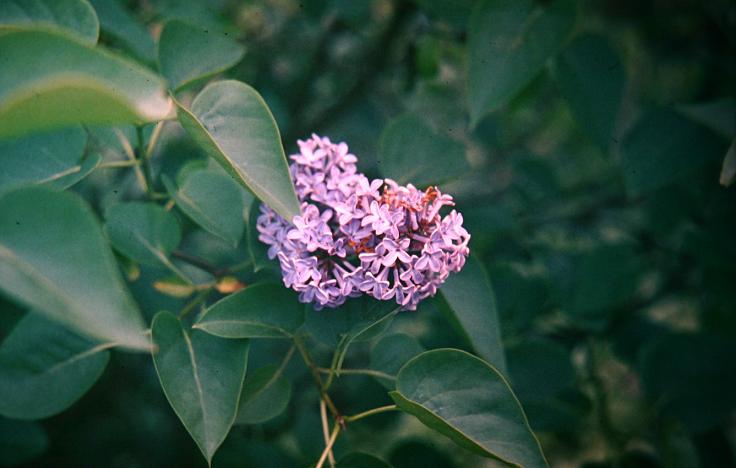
194,283,304,339
468,0,575,124
390,349,547,467
0,126,87,194
0,418,48,466
553,34,625,149
151,311,249,464
87,0,155,62
369,333,424,388
236,364,291,424
305,297,398,347
438,255,507,374
378,114,469,187
176,80,301,221
0,187,149,350
0,313,110,420
163,168,245,247
0,29,171,139
104,202,182,267
0,0,99,44
158,19,245,91
621,109,730,196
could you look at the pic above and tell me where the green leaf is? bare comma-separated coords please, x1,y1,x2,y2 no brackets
103,202,182,267
47,151,102,190
720,139,736,187
389,439,457,468
194,283,304,339
0,313,110,420
639,333,736,433
158,19,245,91
437,255,507,374
378,114,469,187
0,0,99,44
336,453,394,468
87,0,155,62
175,80,301,221
151,311,249,464
414,0,474,29
0,126,87,194
553,34,624,148
468,0,575,124
0,418,48,466
621,109,729,196
0,187,149,350
370,333,424,388
305,297,399,347
236,364,291,424
390,349,547,467
677,98,735,139
0,29,171,139
163,168,245,247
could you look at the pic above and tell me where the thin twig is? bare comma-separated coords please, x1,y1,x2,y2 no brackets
344,404,398,423
317,367,396,382
178,289,211,319
293,335,340,417
319,399,336,468
315,423,341,468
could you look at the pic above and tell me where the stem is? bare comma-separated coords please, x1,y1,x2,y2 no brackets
315,423,341,468
317,367,396,382
98,160,139,169
178,289,211,319
323,337,347,390
145,121,165,160
319,399,336,468
344,405,398,423
172,250,228,277
136,126,154,196
115,129,148,193
293,335,340,417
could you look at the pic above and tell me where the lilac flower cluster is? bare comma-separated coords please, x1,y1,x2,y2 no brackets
257,134,470,311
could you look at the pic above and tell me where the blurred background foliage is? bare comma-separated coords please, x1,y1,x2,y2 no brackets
1,0,735,467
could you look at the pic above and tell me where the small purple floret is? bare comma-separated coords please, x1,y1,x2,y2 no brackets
256,134,470,310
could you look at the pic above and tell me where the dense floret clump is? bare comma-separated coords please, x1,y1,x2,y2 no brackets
257,134,470,310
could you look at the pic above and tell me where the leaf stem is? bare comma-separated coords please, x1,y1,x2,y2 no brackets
172,250,229,277
317,367,396,382
178,288,211,319
344,404,398,423
136,125,154,197
98,160,139,169
315,423,341,468
319,399,336,468
293,335,340,418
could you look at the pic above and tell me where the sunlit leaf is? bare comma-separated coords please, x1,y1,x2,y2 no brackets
0,313,110,420
176,80,301,221
0,29,171,139
0,0,99,43
468,0,575,124
390,349,547,467
151,311,249,464
158,19,245,91
0,187,149,350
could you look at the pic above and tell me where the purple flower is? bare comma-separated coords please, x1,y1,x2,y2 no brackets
256,134,470,310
